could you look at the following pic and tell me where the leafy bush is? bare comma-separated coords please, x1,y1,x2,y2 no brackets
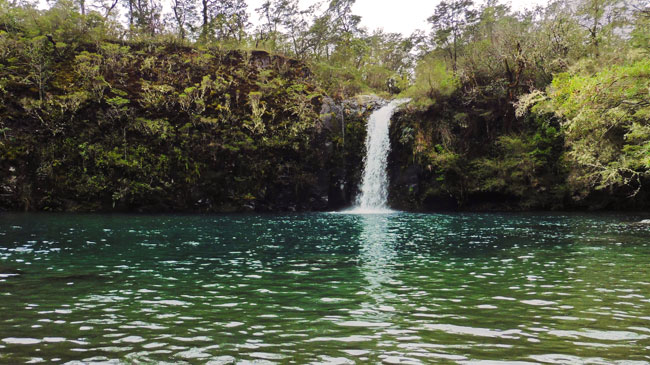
539,59,650,196
405,55,459,108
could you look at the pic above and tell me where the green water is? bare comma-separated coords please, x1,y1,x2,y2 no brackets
1,212,650,364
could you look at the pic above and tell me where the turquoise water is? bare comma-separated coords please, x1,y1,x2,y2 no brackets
1,212,650,364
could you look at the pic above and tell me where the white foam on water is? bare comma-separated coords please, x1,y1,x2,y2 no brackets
344,99,409,214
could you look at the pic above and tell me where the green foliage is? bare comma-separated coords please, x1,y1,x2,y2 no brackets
405,55,459,107
0,7,328,211
472,119,565,205
540,59,650,196
427,0,477,72
631,9,650,53
1,0,649,212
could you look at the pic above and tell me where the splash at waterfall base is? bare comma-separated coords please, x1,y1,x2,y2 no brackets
345,99,410,214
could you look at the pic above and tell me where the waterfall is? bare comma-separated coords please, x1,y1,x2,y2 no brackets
349,99,409,214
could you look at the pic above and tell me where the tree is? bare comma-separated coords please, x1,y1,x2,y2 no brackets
76,0,86,15
630,3,650,52
199,0,248,42
461,0,518,82
361,30,416,91
21,36,55,102
256,0,286,46
95,0,120,19
306,11,332,60
326,0,360,35
576,0,626,57
123,0,162,35
282,2,314,57
169,0,196,39
307,0,362,61
427,0,477,73
408,54,459,107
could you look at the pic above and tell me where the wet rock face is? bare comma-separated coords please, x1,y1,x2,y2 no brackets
317,95,387,210
351,94,386,109
248,50,312,78
387,163,420,210
250,50,272,68
320,95,386,133
0,45,331,214
319,97,344,134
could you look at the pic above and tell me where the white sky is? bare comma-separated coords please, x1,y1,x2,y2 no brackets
246,0,551,36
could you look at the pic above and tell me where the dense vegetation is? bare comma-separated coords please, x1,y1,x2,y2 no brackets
388,0,650,210
0,0,648,212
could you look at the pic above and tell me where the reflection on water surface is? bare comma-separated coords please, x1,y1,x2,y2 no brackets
1,212,649,363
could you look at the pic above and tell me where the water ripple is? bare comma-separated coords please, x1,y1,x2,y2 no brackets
0,212,649,363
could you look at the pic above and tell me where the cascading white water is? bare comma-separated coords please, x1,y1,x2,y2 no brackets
349,99,409,214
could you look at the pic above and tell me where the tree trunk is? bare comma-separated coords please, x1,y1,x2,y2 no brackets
173,2,185,40
128,0,134,26
202,0,209,40
104,0,119,18
452,30,458,73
